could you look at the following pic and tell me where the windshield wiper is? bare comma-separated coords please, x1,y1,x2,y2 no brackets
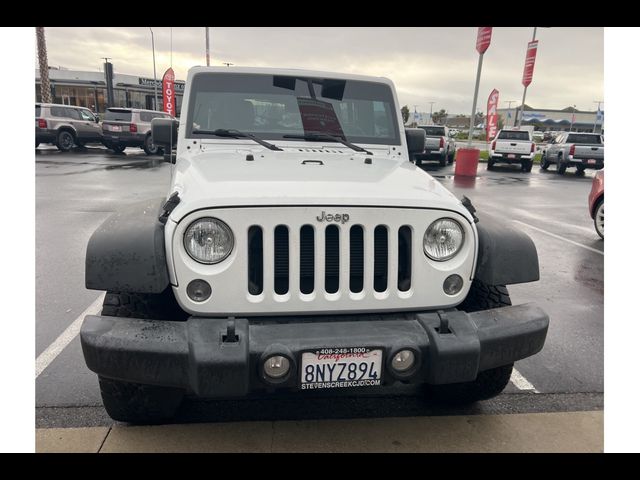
192,128,283,151
282,133,373,155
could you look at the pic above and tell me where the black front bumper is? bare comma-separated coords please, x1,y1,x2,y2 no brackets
81,304,548,397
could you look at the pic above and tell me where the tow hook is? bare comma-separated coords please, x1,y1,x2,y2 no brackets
223,317,239,343
437,310,451,334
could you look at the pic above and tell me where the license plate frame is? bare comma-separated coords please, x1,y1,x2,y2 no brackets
507,153,516,159
109,125,122,132
587,159,596,165
299,347,384,390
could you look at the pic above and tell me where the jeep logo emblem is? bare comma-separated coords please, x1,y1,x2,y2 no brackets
316,211,350,224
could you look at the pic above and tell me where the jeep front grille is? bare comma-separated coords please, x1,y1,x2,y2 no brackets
247,224,412,297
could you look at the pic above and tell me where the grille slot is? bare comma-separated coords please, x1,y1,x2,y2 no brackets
247,226,263,295
374,226,388,292
325,225,340,294
274,225,289,295
349,226,364,293
398,226,412,292
300,225,315,294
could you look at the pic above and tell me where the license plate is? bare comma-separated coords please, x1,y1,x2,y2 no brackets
588,159,596,165
507,154,516,159
300,347,383,390
108,125,122,132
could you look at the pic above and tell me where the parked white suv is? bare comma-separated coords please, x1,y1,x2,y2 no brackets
81,67,549,423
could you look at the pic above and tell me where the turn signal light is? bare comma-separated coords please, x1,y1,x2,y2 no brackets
439,137,445,148
531,142,536,153
38,118,47,129
129,123,138,133
491,140,496,150
569,144,576,156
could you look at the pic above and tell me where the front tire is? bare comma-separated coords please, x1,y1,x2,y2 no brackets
540,152,549,170
98,376,184,424
56,130,75,152
594,199,604,239
487,158,495,170
439,152,447,167
98,288,188,423
425,280,513,404
448,149,455,164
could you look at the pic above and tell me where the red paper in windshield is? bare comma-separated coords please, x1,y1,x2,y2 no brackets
297,97,345,138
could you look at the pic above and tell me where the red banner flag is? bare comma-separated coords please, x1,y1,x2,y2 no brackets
162,67,176,116
522,40,539,87
486,89,500,141
476,27,493,54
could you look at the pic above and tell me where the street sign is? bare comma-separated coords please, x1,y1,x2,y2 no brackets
162,67,176,117
522,40,539,87
476,27,493,54
486,89,500,141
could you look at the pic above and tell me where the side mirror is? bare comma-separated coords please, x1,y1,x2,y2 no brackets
405,128,426,154
151,117,178,150
95,115,100,123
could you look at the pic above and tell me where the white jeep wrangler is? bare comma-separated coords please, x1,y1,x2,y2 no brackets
81,67,549,423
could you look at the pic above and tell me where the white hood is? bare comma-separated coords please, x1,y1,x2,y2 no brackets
168,147,469,222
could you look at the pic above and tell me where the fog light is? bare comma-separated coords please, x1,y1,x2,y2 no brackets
391,350,415,373
264,355,290,379
443,274,463,295
186,279,212,302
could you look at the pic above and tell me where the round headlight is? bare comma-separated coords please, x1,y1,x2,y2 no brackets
184,217,234,264
423,218,464,261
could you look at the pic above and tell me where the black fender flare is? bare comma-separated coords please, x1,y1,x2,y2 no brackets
85,198,170,293
474,216,540,286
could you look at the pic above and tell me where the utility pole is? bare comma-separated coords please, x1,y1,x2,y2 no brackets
569,104,576,132
427,101,435,124
36,27,52,103
149,28,158,110
517,27,537,127
205,27,210,66
593,100,603,133
505,100,516,127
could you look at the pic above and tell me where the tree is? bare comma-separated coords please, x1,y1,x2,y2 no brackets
432,109,447,125
401,105,410,124
36,27,52,103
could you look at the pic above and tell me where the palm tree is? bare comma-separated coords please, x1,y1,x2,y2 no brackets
36,27,52,103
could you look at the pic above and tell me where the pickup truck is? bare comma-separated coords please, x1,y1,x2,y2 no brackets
489,129,536,172
80,66,548,423
540,132,604,175
414,125,455,167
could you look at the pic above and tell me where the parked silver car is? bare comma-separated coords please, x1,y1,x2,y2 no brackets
36,103,103,152
101,108,174,155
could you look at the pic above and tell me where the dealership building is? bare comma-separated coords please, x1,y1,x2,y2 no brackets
496,105,604,133
36,67,186,116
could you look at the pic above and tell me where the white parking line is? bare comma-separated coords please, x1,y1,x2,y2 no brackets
36,293,105,378
510,368,539,392
513,220,604,256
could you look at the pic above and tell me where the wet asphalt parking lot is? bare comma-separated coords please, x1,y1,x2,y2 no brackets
35,145,603,429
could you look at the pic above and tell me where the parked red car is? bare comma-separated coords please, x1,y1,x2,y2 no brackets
588,170,604,239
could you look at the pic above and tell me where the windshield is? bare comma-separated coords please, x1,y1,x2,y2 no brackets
105,109,132,122
419,126,445,136
497,130,530,141
566,134,602,144
187,72,401,146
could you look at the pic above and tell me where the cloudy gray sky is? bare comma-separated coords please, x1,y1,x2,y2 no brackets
42,27,603,114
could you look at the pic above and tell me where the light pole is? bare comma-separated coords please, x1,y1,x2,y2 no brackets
205,27,210,66
569,105,576,132
149,28,158,111
505,100,516,127
427,101,435,124
593,100,603,133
